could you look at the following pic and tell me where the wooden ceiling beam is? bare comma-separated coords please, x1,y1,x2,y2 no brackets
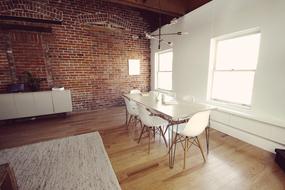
183,0,212,13
103,0,186,17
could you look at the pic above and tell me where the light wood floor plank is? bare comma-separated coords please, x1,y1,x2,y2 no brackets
0,106,284,189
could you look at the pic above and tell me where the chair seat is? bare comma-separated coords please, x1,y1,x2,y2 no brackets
147,116,168,128
173,123,194,137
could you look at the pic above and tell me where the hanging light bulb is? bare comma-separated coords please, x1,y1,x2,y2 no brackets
136,0,189,49
170,18,178,25
168,42,173,47
145,32,154,39
176,31,189,35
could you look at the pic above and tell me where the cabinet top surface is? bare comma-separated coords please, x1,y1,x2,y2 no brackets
0,90,70,95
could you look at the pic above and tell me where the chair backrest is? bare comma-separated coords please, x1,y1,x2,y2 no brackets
123,97,138,116
182,95,195,103
130,89,141,94
137,103,155,127
163,91,176,98
181,111,210,137
156,89,176,97
149,90,159,97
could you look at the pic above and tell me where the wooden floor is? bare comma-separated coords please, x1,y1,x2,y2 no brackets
1,106,285,189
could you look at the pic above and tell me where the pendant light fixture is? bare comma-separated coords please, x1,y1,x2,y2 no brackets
144,0,189,49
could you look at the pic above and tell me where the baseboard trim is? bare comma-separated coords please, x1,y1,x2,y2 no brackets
211,120,285,153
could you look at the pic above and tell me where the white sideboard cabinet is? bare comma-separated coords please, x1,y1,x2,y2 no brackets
0,90,72,120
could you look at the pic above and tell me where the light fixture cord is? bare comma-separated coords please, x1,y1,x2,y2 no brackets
158,0,162,49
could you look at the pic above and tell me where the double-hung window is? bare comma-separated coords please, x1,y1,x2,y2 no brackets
155,50,173,90
209,30,261,106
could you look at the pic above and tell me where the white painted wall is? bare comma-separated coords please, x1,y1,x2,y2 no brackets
150,0,285,152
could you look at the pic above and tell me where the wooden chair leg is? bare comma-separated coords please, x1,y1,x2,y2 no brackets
172,134,178,167
134,117,140,130
133,117,137,128
148,127,151,154
138,125,146,144
125,109,128,127
163,124,170,136
183,138,188,169
127,115,133,128
196,136,206,162
159,127,168,147
131,116,135,128
131,117,135,130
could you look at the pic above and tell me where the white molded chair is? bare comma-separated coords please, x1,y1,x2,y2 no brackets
130,89,141,94
137,103,169,154
129,89,141,120
123,97,140,129
149,90,159,97
172,110,210,169
162,91,176,98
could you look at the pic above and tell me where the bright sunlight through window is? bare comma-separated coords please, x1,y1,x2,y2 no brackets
210,31,261,106
155,50,173,90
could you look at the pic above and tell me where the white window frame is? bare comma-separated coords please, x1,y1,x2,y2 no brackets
155,49,173,91
208,28,261,108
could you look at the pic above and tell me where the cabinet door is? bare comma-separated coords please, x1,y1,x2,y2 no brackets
52,90,72,113
0,94,17,120
14,93,36,118
33,92,53,116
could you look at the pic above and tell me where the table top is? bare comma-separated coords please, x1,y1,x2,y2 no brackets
124,93,215,121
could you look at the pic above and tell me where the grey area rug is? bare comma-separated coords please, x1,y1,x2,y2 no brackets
0,132,121,190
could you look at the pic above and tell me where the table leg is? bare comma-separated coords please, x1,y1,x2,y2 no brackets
206,126,210,154
168,124,178,169
205,116,211,154
168,125,171,167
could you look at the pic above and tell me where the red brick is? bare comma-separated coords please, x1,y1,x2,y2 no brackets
0,0,151,112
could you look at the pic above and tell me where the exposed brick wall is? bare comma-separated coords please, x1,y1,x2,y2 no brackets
0,35,11,91
0,0,151,112
0,0,63,21
9,32,50,90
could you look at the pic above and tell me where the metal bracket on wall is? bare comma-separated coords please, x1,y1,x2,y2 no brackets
0,15,62,25
0,23,52,33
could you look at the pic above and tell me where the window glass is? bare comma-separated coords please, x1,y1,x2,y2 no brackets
212,71,255,105
215,33,261,70
158,51,173,71
157,72,172,90
210,31,261,106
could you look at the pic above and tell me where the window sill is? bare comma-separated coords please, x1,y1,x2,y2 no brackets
155,88,175,95
208,99,252,112
205,101,285,129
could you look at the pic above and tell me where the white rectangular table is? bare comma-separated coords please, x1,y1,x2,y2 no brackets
124,93,215,168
